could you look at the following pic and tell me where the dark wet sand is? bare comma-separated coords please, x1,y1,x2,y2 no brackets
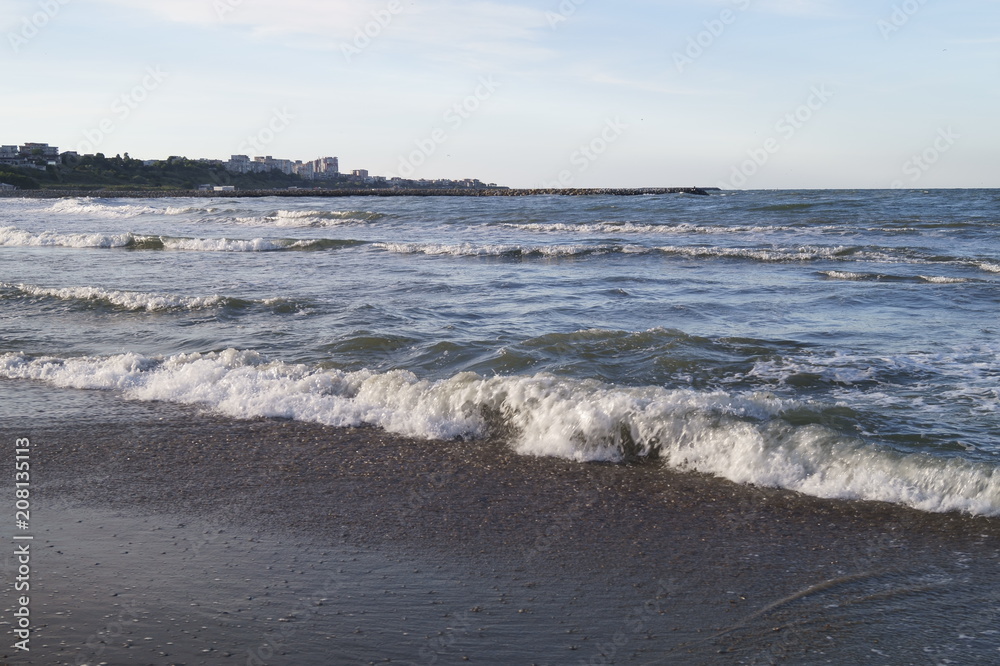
2,384,999,665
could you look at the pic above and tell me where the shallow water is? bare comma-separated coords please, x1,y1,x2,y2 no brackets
1,190,998,515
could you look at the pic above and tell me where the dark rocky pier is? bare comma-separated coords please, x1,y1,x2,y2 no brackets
1,187,719,199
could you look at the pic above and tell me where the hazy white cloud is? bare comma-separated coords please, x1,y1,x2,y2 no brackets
753,0,843,18
93,0,552,55
95,0,374,35
586,72,708,96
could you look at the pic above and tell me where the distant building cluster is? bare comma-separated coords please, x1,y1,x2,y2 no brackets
226,154,340,180
224,154,498,189
1,140,504,191
0,143,60,169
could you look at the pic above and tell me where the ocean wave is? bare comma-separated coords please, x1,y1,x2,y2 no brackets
371,242,646,257
654,244,853,262
373,241,1000,272
747,347,1000,419
275,209,386,223
47,199,161,218
977,261,1000,273
498,222,801,235
164,205,212,215
159,236,360,252
38,199,385,228
232,210,387,227
0,226,364,252
918,275,975,284
372,242,850,261
0,225,160,249
819,270,976,284
2,349,997,517
0,282,303,313
1,283,224,311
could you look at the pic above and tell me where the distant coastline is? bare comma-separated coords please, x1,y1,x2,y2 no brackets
0,186,719,199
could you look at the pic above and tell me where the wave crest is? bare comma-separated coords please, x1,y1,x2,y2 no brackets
2,349,997,517
0,226,363,252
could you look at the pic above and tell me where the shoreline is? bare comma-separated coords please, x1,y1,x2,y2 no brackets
0,187,716,199
3,382,1000,664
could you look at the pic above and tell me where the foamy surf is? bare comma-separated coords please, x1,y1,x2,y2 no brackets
1,349,997,517
819,270,976,284
371,241,643,257
0,282,301,313
0,226,363,252
371,242,847,260
373,241,1000,274
229,210,386,228
1,283,225,311
499,222,802,235
0,225,159,249
47,199,161,218
373,241,862,263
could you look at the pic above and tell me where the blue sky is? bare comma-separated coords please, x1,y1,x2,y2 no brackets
2,0,997,188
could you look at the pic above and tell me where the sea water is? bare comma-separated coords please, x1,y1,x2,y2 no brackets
1,189,997,515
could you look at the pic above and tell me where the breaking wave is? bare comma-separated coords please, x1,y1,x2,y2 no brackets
1,349,997,517
0,226,364,252
0,283,304,313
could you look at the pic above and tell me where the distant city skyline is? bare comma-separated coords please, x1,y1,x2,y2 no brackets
2,1,998,189
0,140,503,190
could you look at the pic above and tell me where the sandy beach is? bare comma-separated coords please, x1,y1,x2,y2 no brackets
2,380,999,665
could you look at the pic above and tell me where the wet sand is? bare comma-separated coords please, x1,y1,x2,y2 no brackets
2,383,999,665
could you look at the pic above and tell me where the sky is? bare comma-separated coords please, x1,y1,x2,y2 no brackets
1,0,997,189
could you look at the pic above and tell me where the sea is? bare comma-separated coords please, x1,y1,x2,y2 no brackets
1,189,998,517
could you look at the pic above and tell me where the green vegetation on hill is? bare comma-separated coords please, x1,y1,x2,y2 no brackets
0,170,41,189
0,154,311,191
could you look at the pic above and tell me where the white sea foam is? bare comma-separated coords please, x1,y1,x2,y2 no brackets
161,236,297,252
654,245,850,262
372,242,640,257
500,222,800,235
48,199,161,218
820,270,973,284
749,354,876,386
748,347,1000,419
918,275,972,284
0,225,154,249
372,242,847,260
2,283,225,312
977,261,1000,273
164,206,206,215
0,226,337,252
820,270,870,280
2,349,997,517
231,210,384,228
